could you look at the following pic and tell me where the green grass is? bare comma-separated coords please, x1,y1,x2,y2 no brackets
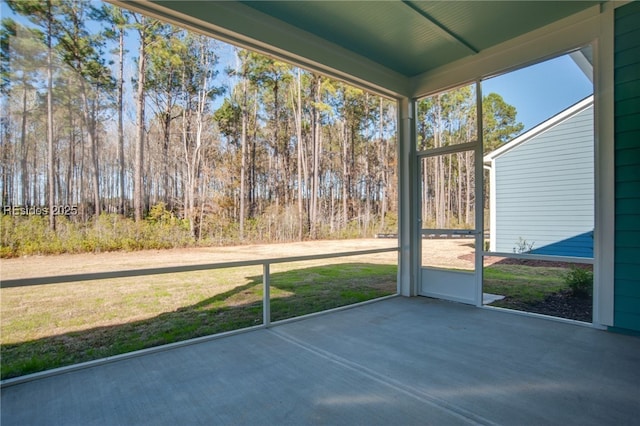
483,264,569,307
269,263,395,322
1,262,396,380
4,260,582,380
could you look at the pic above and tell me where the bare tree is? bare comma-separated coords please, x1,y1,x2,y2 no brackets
132,13,152,221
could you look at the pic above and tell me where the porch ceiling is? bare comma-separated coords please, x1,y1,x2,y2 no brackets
127,0,603,97
241,1,598,77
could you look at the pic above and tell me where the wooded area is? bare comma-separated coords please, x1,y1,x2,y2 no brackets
0,0,522,254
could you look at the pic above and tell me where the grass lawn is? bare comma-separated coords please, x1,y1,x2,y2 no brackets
1,261,396,380
1,244,590,380
484,263,573,307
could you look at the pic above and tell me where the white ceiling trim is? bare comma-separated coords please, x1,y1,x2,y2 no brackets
106,0,411,99
411,5,603,99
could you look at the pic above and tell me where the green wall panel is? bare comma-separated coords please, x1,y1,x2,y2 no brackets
615,280,640,298
614,112,640,132
616,165,640,182
616,198,640,214
615,45,640,66
616,181,640,198
615,80,640,101
616,11,640,33
615,296,640,313
613,312,640,330
615,64,640,84
616,215,640,231
616,1,640,19
615,248,640,263
615,97,640,116
614,131,640,150
615,265,640,282
614,1,640,333
615,231,640,247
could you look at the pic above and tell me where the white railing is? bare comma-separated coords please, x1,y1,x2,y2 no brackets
1,247,399,329
1,246,399,387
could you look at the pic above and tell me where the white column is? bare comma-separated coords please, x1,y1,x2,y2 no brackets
398,98,419,296
475,81,485,307
594,3,615,327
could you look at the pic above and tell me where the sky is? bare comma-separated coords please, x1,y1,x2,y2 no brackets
482,53,593,133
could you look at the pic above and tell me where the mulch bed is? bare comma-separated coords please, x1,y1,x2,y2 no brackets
500,290,593,322
461,254,593,322
462,254,593,270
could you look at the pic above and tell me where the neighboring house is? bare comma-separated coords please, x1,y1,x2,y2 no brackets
484,96,594,258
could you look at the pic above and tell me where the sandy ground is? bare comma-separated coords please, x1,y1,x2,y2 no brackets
421,238,475,270
0,238,480,282
1,239,404,281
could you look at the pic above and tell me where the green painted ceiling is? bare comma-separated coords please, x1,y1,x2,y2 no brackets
240,1,599,77
131,0,602,96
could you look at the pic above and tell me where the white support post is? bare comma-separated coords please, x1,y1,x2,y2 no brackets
475,81,485,307
263,263,271,327
593,3,615,327
398,97,418,296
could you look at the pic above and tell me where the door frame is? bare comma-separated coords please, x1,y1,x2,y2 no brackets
416,81,485,306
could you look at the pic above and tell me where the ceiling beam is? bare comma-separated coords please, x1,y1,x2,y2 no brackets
401,0,479,55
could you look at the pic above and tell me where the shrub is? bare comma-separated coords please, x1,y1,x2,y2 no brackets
565,267,593,298
380,212,398,234
513,237,535,254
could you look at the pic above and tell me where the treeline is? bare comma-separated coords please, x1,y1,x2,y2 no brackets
0,1,522,256
0,0,397,250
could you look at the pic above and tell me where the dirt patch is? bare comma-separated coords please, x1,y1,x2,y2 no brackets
0,239,398,281
421,239,475,269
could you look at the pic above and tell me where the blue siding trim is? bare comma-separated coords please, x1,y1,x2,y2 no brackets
530,232,593,258
614,1,640,334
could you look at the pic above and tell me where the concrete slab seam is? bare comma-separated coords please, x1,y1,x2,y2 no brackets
268,328,499,426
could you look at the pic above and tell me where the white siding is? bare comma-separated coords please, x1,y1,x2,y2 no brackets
493,105,594,257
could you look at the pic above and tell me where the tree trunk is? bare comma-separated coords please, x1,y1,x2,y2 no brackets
240,76,248,240
379,98,388,231
65,84,75,206
46,0,55,230
78,80,101,217
161,98,173,209
310,77,321,238
117,26,125,214
293,69,304,240
134,16,147,222
19,83,28,206
342,121,349,228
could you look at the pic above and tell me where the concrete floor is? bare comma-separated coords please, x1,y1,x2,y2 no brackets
2,297,639,425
